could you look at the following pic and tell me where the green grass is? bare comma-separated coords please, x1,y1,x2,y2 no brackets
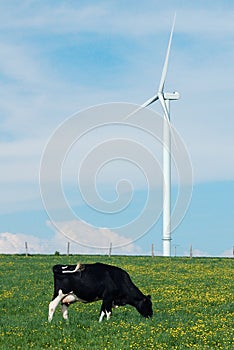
0,255,233,349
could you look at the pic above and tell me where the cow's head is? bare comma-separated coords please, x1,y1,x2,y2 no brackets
136,295,153,318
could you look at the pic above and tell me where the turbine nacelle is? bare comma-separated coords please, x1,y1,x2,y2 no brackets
163,91,180,100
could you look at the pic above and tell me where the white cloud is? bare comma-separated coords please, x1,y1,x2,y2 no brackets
183,248,211,257
183,248,233,258
1,230,231,257
0,231,81,255
0,232,45,254
0,222,141,255
48,220,140,253
219,249,233,258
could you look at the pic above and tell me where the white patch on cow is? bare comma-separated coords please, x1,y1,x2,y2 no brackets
106,311,111,320
99,311,105,322
62,266,68,269
61,304,68,320
62,263,81,274
99,310,111,322
48,289,66,322
62,293,78,304
48,289,89,322
62,292,87,304
112,302,118,309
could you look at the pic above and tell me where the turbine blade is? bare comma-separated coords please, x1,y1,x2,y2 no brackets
158,13,176,93
123,95,159,121
158,93,170,122
159,93,178,150
141,95,158,108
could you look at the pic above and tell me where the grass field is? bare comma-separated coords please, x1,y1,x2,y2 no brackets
0,255,233,349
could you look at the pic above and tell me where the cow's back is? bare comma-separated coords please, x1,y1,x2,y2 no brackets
52,263,119,301
52,262,140,300
90,263,139,299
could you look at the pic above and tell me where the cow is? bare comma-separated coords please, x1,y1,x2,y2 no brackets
48,262,153,322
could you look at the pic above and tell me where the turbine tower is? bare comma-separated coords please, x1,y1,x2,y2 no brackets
141,15,179,256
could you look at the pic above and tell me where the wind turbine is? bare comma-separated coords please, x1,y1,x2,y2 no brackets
141,15,180,257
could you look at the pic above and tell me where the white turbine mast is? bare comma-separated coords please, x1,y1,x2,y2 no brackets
141,14,180,257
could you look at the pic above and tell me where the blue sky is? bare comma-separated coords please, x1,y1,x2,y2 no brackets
0,0,233,256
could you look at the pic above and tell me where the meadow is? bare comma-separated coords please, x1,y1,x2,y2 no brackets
0,254,233,349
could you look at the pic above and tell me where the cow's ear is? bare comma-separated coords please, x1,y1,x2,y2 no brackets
147,295,151,300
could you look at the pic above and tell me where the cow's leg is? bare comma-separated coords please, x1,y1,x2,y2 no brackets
61,304,69,321
48,289,66,322
99,298,113,322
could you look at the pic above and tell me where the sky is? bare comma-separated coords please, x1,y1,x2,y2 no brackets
0,0,234,256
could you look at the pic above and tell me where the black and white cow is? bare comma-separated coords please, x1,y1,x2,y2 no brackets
48,262,153,322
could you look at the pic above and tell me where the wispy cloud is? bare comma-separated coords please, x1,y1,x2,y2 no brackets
1,1,234,38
